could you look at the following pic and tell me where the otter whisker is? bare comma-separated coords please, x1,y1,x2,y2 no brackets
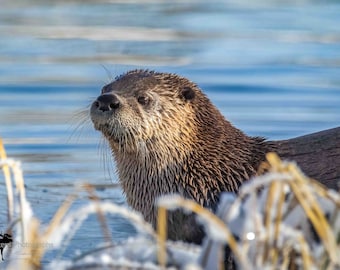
100,64,114,84
68,106,93,143
98,135,114,181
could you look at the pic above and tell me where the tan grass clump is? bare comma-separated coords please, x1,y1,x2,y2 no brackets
1,137,340,270
0,139,159,269
157,153,340,270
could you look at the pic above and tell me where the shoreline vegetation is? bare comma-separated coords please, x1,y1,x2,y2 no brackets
1,139,339,270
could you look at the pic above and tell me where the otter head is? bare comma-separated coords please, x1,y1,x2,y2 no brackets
91,70,216,225
90,70,206,165
90,70,270,238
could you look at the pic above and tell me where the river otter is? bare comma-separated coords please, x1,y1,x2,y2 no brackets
90,69,340,243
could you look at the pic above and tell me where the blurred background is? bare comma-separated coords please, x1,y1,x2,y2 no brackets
0,0,339,263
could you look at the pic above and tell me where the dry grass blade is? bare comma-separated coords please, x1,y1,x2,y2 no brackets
158,195,251,270
0,157,43,270
157,206,167,267
25,218,41,269
298,234,313,269
41,184,110,260
42,193,77,242
266,153,339,266
263,181,279,264
82,183,113,244
264,180,285,267
288,166,339,264
281,244,291,270
13,163,28,242
310,180,340,207
0,138,14,222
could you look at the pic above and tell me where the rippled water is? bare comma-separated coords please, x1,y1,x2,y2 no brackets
0,0,339,263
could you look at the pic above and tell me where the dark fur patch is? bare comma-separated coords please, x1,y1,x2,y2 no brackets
181,86,195,101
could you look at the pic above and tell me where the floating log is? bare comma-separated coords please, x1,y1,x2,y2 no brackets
274,127,340,190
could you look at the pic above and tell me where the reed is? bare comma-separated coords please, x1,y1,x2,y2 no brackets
157,153,340,269
1,138,339,269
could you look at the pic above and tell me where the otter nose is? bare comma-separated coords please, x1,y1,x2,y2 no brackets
95,94,120,112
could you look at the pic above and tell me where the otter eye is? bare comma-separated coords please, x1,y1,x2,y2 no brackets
137,96,149,105
181,87,195,101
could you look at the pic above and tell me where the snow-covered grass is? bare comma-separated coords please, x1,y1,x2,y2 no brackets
1,139,339,270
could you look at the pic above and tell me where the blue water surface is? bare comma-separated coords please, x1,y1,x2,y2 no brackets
0,0,339,264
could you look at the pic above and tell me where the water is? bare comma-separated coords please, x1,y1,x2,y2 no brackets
0,0,339,264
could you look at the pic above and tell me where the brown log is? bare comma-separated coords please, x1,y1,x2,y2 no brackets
273,127,340,190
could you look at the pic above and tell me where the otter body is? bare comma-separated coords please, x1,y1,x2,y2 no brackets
90,70,339,242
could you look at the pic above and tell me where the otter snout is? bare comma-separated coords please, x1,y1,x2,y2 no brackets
93,93,120,112
90,93,122,131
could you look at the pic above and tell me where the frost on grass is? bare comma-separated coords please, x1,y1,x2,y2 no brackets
1,143,340,270
46,201,155,249
198,153,340,270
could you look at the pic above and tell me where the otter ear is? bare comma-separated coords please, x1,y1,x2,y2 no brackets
180,87,195,101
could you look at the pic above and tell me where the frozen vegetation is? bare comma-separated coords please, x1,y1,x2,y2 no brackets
1,140,339,270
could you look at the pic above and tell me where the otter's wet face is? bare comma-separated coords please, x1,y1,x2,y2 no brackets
89,69,276,245
90,90,152,151
90,70,197,155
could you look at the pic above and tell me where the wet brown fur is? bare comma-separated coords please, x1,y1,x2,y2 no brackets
90,70,273,243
